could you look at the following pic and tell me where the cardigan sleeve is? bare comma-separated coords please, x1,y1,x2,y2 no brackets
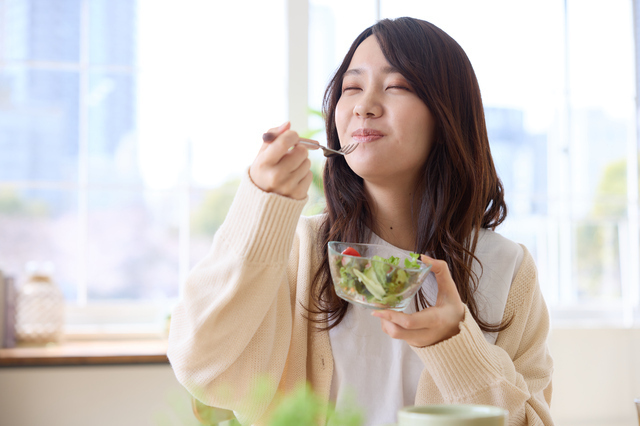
166,172,307,425
411,247,554,425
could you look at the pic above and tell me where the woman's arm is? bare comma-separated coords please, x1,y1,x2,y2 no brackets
412,248,553,425
167,173,308,424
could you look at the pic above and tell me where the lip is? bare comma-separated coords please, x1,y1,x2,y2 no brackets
351,128,385,143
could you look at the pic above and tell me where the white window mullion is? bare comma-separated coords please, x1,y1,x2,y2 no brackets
178,142,191,300
77,0,90,306
628,0,640,324
287,0,309,133
0,0,5,61
554,0,575,307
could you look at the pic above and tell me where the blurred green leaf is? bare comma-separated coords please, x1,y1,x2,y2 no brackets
0,189,48,216
191,179,241,236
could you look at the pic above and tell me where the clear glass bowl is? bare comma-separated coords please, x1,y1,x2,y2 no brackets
328,241,432,311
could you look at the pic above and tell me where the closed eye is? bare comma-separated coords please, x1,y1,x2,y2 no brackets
342,86,361,93
387,85,412,91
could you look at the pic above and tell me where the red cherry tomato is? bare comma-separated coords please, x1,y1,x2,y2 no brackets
341,247,361,257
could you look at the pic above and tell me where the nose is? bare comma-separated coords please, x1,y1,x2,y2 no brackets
353,90,382,118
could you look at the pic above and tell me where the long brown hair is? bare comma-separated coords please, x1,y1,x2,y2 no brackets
309,17,508,333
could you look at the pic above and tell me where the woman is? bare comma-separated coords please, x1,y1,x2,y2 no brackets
168,17,554,426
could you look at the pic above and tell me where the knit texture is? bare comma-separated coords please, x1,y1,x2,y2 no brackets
167,173,554,425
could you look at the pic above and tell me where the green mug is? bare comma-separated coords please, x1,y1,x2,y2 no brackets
396,404,508,426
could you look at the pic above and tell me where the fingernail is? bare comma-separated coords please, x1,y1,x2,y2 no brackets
277,121,289,132
262,132,276,142
371,311,380,317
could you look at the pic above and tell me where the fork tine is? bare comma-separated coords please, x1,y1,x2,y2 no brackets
341,143,358,154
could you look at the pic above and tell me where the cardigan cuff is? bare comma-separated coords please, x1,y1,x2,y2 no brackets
411,305,504,399
216,170,308,264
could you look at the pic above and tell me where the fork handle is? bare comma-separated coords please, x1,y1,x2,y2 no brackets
262,132,319,145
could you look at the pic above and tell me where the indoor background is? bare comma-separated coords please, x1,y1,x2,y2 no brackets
0,0,638,425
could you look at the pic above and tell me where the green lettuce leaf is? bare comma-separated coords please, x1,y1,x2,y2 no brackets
353,268,386,299
404,252,420,269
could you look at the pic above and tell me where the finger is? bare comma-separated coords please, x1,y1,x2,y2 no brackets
261,148,310,192
289,157,312,184
277,143,309,170
261,130,301,164
264,121,290,141
284,155,312,192
275,155,311,191
420,255,451,281
274,161,312,201
299,138,321,150
373,306,448,330
290,169,314,200
258,122,290,155
378,317,435,346
371,309,421,330
298,169,314,188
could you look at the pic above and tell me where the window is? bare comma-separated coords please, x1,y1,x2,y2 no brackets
1,0,638,333
375,0,638,325
0,0,287,334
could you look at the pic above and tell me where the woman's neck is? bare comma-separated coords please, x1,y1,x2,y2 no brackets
365,182,418,251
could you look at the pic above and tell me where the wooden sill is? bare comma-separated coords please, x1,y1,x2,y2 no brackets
0,338,169,367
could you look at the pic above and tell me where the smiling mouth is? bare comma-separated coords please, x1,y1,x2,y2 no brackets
351,128,384,143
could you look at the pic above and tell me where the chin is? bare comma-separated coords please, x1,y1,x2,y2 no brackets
347,164,387,183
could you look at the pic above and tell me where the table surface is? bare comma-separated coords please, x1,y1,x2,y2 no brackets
0,338,169,366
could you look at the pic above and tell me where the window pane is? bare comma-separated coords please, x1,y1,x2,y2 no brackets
0,67,79,182
380,1,638,315
89,0,137,66
88,72,139,184
309,0,377,121
86,190,179,300
573,221,622,303
570,104,635,209
485,107,548,216
189,183,239,269
566,0,635,205
565,0,635,310
380,0,563,218
135,0,287,189
2,0,81,62
379,0,564,304
567,0,634,101
0,188,79,300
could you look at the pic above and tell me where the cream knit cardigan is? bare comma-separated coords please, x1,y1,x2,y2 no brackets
167,174,554,425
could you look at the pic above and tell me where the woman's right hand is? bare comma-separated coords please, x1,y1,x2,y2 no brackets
249,122,314,200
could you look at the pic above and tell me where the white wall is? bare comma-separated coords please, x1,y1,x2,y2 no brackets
548,328,640,426
0,330,639,426
0,364,193,426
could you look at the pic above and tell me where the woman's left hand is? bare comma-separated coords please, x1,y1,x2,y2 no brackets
372,255,465,348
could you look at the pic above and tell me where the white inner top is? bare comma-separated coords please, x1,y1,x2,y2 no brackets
328,229,524,426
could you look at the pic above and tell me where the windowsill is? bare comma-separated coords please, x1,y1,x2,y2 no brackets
0,338,169,367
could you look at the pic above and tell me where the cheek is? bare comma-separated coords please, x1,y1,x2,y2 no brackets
334,101,350,137
412,108,436,148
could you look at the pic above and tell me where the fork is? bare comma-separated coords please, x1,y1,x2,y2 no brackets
262,132,358,158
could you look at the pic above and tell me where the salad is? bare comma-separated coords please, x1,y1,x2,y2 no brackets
336,246,422,306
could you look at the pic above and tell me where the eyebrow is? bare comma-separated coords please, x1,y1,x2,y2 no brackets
343,65,402,77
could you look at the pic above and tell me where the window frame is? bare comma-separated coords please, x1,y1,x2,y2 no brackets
1,0,640,334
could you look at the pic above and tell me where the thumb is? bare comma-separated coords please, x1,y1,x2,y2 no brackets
420,254,461,302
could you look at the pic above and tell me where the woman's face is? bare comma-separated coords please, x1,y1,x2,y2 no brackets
335,36,435,188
